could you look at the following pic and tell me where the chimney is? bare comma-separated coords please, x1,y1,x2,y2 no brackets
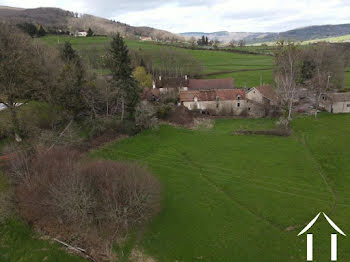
185,75,188,80
152,81,156,89
159,75,162,81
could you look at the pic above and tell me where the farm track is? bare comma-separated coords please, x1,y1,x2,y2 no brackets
198,67,273,77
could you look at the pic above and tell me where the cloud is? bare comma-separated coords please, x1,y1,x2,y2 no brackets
1,0,350,33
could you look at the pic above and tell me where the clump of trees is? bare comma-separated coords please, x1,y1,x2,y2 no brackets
274,40,346,119
12,148,161,261
16,22,46,37
197,35,209,46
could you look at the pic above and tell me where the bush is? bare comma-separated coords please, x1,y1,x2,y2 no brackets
135,101,158,131
156,104,173,120
16,148,161,260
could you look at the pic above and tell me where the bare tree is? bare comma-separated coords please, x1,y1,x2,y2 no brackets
0,23,43,141
301,43,345,110
229,39,236,48
239,40,246,47
274,40,301,120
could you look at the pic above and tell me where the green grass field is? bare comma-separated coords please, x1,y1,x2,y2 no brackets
89,114,350,262
345,68,350,88
40,36,350,89
40,35,274,87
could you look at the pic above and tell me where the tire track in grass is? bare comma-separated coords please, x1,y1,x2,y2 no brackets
99,148,345,203
167,146,285,232
296,133,338,215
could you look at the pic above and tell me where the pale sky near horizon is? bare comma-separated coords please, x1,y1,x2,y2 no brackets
1,0,350,33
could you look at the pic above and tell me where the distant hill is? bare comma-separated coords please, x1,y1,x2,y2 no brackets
0,6,183,41
181,23,350,44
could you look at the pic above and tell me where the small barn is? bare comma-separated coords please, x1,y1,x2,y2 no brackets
320,92,350,113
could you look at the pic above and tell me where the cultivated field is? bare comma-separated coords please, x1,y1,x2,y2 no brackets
89,114,350,262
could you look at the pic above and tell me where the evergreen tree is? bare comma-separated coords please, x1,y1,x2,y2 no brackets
57,42,86,118
61,42,78,62
201,35,205,46
37,25,46,37
205,36,209,45
140,57,146,68
87,27,94,37
108,33,140,119
16,22,37,37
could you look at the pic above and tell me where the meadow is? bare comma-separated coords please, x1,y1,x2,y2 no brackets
88,114,350,262
40,35,274,87
40,35,350,89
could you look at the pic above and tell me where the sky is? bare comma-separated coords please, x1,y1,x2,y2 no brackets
1,0,350,33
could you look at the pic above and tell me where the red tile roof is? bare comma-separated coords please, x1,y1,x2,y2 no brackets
180,89,245,102
188,78,234,90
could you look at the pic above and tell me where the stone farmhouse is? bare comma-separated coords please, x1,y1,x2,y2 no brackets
179,78,247,115
320,92,350,113
177,78,278,117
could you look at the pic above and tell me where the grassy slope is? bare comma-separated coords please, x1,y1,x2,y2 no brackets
40,36,274,87
0,172,86,262
90,115,350,262
40,36,350,88
345,68,350,88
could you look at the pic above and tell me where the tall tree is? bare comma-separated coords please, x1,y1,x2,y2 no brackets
205,36,209,46
274,40,301,120
0,24,42,140
53,42,86,118
87,27,94,37
201,35,205,46
107,33,140,119
37,25,46,37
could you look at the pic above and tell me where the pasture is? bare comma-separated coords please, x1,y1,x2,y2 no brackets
40,35,274,87
90,114,350,262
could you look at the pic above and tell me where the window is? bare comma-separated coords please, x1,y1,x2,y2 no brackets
194,96,198,102
248,107,251,111
237,95,241,100
347,104,350,108
237,103,240,108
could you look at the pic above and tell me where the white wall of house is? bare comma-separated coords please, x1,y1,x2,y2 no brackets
246,88,264,104
331,102,350,113
183,100,246,115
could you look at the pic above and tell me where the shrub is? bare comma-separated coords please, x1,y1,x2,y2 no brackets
135,101,158,131
156,104,173,119
16,148,161,260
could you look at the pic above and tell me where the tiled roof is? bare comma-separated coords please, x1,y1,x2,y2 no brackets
155,78,189,88
188,78,234,90
327,92,350,102
180,89,245,102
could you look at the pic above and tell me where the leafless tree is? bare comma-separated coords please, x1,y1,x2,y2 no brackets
239,40,246,47
301,43,345,110
0,23,43,141
274,41,301,120
229,39,236,48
